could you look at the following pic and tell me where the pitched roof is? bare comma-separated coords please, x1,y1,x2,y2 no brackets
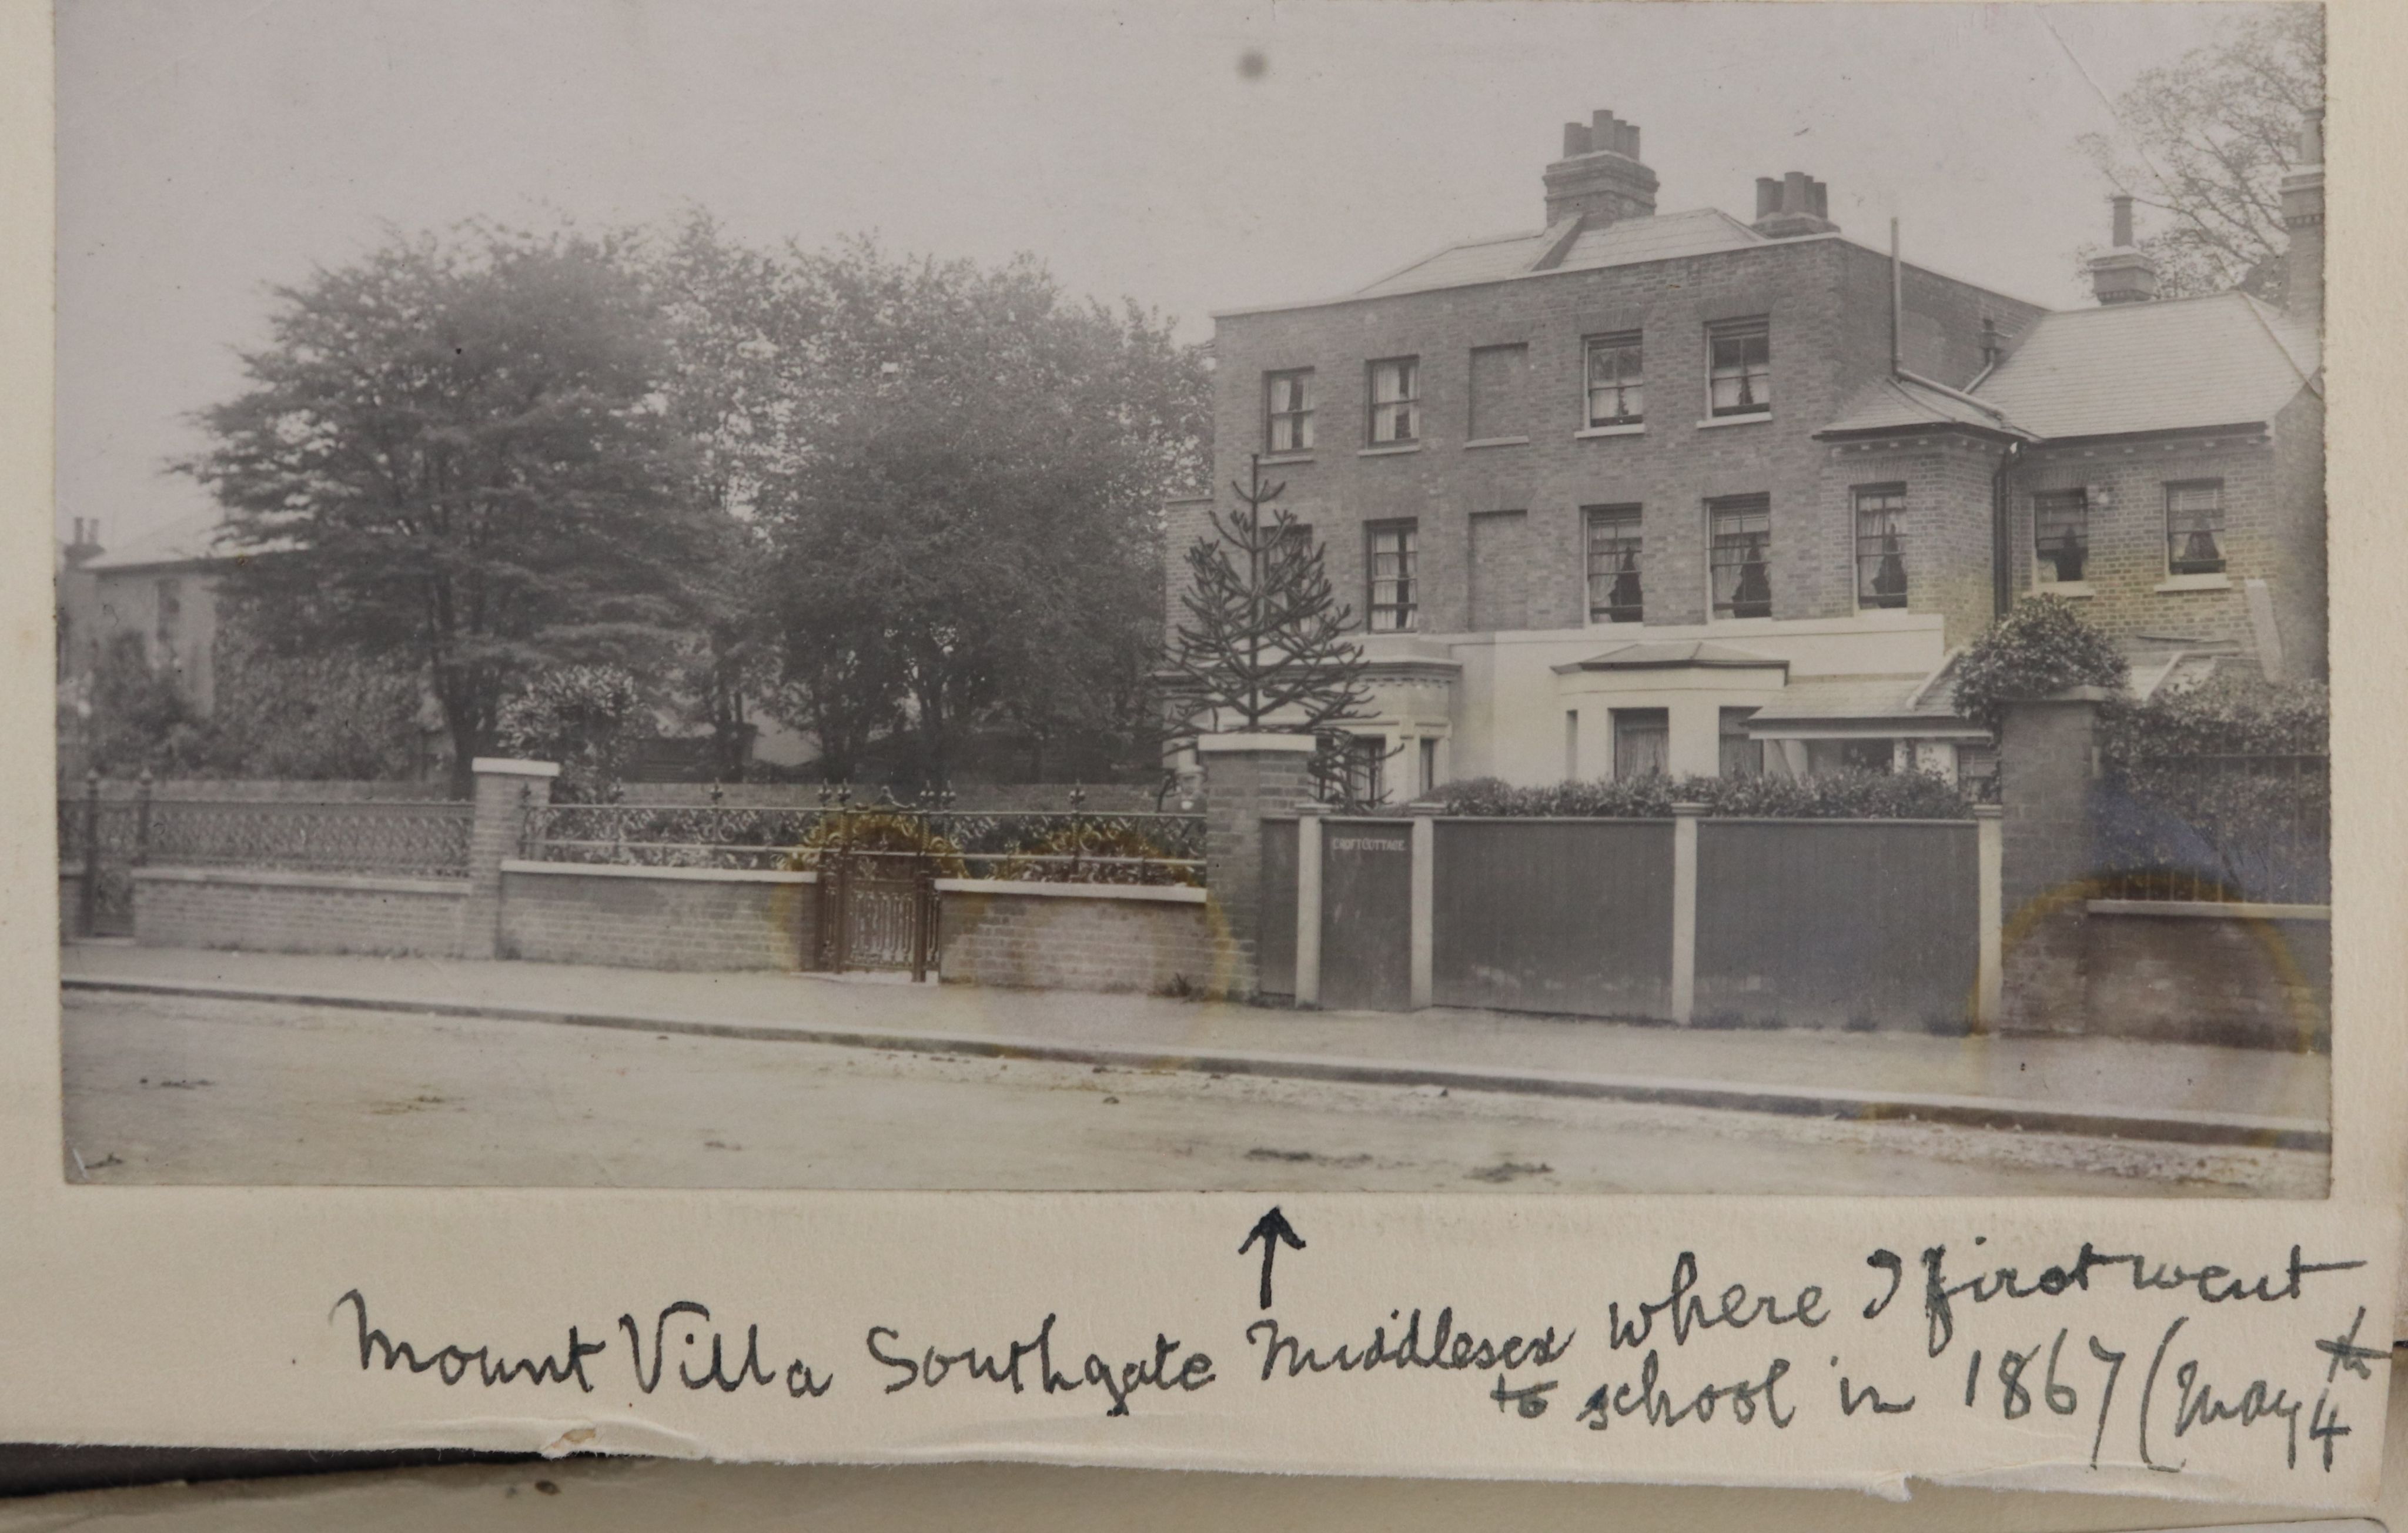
80,509,231,572
1969,292,2320,440
1819,375,2032,439
1351,208,1767,301
1745,673,1969,725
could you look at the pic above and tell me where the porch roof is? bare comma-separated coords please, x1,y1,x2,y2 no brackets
1551,640,1786,674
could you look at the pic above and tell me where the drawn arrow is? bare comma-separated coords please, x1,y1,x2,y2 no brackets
1239,1205,1306,1310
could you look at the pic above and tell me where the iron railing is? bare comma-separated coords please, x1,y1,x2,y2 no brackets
2096,752,2330,906
520,797,1208,886
141,799,477,879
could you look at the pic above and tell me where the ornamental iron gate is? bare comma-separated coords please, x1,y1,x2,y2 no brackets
810,803,941,980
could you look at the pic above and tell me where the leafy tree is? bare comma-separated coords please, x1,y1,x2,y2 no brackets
757,240,1207,786
82,632,208,777
1950,593,2129,735
495,664,653,801
1167,454,1374,735
2075,8,2323,300
203,606,432,780
181,222,712,796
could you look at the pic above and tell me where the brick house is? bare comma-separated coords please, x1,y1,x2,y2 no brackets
1171,109,2324,797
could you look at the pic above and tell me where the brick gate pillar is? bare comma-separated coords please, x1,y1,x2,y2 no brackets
466,757,558,960
1196,733,1318,1001
1997,687,2111,1033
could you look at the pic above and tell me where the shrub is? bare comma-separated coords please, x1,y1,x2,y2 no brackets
1950,594,2127,734
1434,768,1969,820
496,665,653,801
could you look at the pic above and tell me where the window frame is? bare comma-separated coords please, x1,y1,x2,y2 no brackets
1366,519,1420,633
1366,356,1422,446
1706,318,1772,418
1707,494,1774,620
1718,707,1764,779
1583,330,1646,428
1584,504,1645,625
2165,479,2227,576
1263,368,1316,455
1852,483,1911,610
1611,707,1671,783
2033,488,2091,586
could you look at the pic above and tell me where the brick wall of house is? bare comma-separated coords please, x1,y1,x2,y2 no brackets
937,889,1218,995
2004,419,2315,672
1206,234,2045,646
499,868,814,971
132,869,469,957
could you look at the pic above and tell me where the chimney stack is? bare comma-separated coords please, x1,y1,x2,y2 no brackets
2280,109,2324,333
2088,193,2159,305
1751,171,1837,238
1543,108,1659,228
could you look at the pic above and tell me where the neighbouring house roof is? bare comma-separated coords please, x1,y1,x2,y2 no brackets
1552,640,1786,674
79,510,232,573
1969,291,2320,440
1817,374,2033,440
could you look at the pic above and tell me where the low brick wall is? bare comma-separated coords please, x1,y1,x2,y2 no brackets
58,872,81,940
936,879,1223,996
2082,902,2331,1051
132,867,469,957
498,861,815,972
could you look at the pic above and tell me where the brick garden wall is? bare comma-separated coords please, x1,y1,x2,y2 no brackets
498,864,815,972
2082,907,2329,1050
132,868,469,957
936,884,1219,996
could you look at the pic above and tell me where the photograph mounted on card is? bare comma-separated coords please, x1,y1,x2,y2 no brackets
6,0,2400,1503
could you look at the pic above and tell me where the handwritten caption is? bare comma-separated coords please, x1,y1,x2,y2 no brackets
324,1213,2385,1480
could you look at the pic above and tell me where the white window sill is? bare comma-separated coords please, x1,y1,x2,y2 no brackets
2155,573,2232,593
1574,423,1646,439
1259,452,1315,466
1697,412,1772,429
1463,436,1531,450
2034,581,2094,599
1359,442,1423,457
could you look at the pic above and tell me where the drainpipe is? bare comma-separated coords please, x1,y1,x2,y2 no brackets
1889,218,1904,376
1991,440,2019,618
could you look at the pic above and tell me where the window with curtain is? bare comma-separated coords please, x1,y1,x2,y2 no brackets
1264,369,1315,453
1613,709,1670,781
1709,495,1772,619
1584,332,1644,426
1707,318,1771,416
1854,485,1909,609
1719,707,1763,778
1367,520,1419,632
2166,480,2226,575
1585,505,1643,623
1367,357,1420,445
2034,490,2089,584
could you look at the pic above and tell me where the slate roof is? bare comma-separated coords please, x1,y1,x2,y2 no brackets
1552,640,1785,673
1968,291,2320,440
1351,208,1767,301
80,510,231,572
1818,375,2032,440
1745,673,1970,726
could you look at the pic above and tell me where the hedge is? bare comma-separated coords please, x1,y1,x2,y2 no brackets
1432,768,1971,820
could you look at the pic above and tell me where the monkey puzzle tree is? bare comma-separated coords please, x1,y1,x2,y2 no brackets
1167,455,1382,799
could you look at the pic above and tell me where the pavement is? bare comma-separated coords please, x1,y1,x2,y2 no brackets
58,942,2329,1152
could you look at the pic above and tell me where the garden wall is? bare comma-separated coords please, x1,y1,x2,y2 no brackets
935,880,1218,996
498,861,816,972
2082,901,2330,1051
131,867,469,957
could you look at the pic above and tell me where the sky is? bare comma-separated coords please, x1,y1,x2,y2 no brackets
56,0,2287,546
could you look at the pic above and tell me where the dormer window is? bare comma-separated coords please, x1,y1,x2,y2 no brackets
1707,319,1771,416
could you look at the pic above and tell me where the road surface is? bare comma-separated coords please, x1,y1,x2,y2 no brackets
60,991,2319,1194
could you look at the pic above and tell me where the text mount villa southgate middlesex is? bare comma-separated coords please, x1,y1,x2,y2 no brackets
1168,107,2326,796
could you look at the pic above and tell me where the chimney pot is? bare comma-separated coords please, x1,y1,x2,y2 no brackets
1750,171,1839,238
1592,109,1618,145
1782,171,1810,213
2110,193,2135,249
1544,108,1658,226
1622,124,1641,160
1807,178,1828,220
1755,177,1780,218
2299,108,2324,166
1563,121,1591,158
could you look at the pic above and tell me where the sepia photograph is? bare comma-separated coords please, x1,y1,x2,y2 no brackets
52,0,2330,1199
